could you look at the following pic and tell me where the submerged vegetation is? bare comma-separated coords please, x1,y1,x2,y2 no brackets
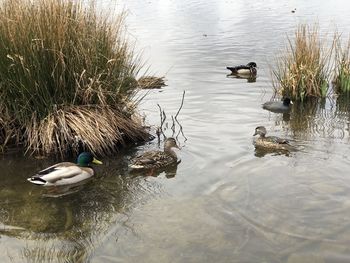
273,25,331,101
0,0,150,156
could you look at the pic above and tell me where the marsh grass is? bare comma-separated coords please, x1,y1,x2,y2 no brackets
273,25,332,101
0,0,150,156
333,37,350,95
138,76,166,89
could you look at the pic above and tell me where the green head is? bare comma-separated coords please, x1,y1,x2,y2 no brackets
77,152,103,167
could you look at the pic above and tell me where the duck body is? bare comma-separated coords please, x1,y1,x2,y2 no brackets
227,62,257,75
27,152,102,186
253,126,291,151
262,98,292,113
129,137,180,170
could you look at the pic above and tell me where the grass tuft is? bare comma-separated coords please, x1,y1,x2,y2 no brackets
272,24,332,101
333,37,350,95
0,0,150,156
138,76,166,89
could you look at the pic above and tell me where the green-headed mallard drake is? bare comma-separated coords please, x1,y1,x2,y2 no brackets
27,152,102,186
129,137,180,170
226,62,257,75
262,97,293,113
253,126,291,151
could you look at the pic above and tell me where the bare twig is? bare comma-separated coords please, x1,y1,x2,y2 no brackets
175,91,187,141
156,103,167,141
174,90,185,120
156,90,187,142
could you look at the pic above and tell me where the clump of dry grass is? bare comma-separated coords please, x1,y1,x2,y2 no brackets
25,105,149,157
0,0,150,156
138,76,166,89
333,37,350,94
273,24,332,101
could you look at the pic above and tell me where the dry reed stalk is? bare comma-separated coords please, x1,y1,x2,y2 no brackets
333,36,350,94
273,24,332,101
25,105,150,157
138,76,166,89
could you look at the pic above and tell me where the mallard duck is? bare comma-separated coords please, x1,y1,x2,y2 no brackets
226,62,257,75
253,126,291,151
27,152,102,186
262,97,292,113
129,137,180,170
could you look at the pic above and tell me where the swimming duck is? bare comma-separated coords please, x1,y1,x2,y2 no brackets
27,152,103,186
253,126,290,151
262,97,292,113
129,137,180,170
226,62,257,75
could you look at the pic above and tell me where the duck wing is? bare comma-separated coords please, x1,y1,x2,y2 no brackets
132,151,162,165
130,150,176,169
30,162,82,184
267,136,289,144
226,65,249,73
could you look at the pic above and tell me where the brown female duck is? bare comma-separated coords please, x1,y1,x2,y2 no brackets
253,126,291,151
129,137,180,169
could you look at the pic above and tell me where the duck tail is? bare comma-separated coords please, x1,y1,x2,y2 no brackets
27,177,47,185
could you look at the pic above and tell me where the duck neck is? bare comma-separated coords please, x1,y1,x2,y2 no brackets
164,146,177,159
260,134,266,138
77,161,89,167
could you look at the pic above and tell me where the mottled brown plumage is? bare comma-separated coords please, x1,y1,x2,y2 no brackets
129,138,180,169
253,126,291,151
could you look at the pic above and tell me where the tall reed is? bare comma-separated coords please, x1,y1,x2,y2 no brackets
0,0,149,156
333,37,350,95
272,24,332,101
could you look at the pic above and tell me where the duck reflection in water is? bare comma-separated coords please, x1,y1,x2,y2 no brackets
41,180,91,198
129,163,179,178
226,73,256,83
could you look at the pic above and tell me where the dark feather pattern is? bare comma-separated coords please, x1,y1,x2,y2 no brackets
130,150,177,169
253,126,292,151
129,137,180,170
226,62,257,75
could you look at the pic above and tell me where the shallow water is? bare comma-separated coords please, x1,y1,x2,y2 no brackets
2,0,350,262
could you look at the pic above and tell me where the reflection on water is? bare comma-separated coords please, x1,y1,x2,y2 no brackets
129,164,179,179
227,73,257,83
254,147,292,158
289,98,349,139
2,0,350,262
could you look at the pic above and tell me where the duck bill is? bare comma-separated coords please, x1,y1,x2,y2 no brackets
92,158,103,165
253,131,258,136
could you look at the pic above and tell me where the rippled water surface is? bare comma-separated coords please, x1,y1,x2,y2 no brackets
2,0,350,262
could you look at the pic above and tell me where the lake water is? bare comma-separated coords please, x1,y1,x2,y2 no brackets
2,0,350,262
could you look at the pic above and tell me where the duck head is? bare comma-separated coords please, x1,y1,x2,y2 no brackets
253,126,267,137
77,152,103,166
247,62,257,68
282,97,293,106
164,137,180,150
